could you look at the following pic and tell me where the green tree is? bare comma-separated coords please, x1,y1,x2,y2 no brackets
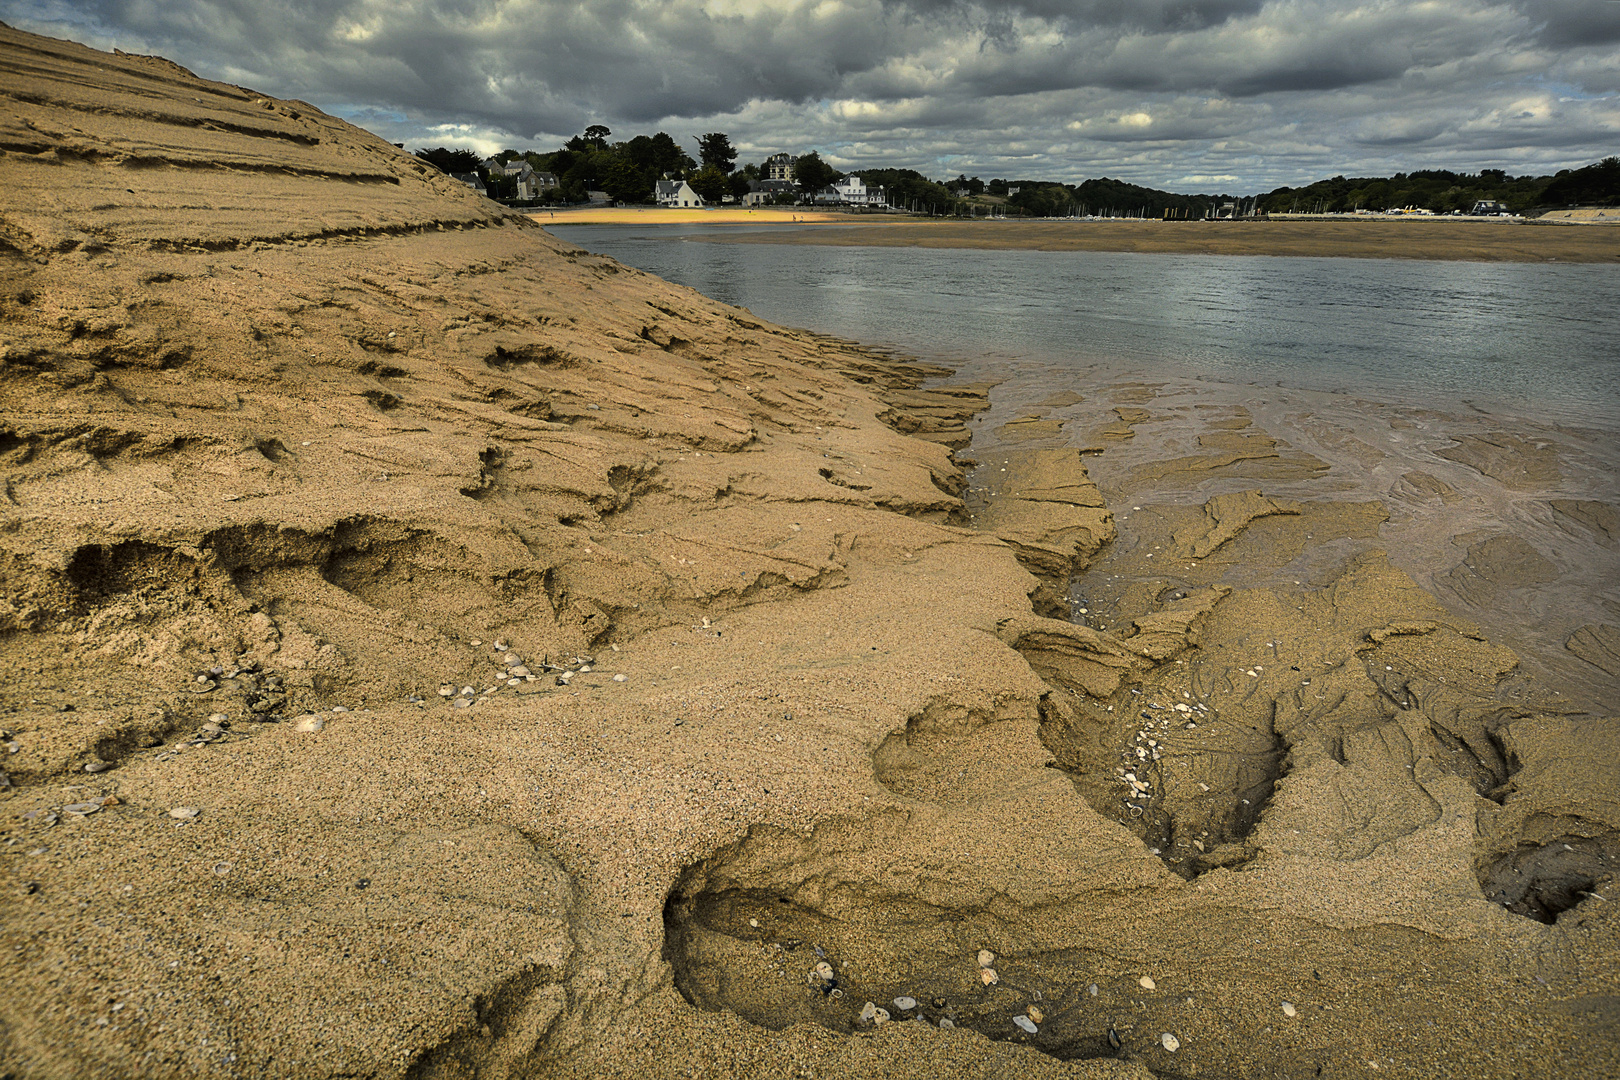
414,147,482,174
792,151,838,193
688,165,729,204
697,132,737,173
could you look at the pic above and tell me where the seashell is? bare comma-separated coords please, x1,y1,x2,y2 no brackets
1089,983,1099,996
507,679,522,687
938,1018,955,1029
1027,1005,1044,1023
860,1002,878,1022
509,665,530,678
1281,1001,1297,1018
63,801,101,815
829,988,844,999
872,1008,890,1025
1107,1027,1122,1050
493,640,509,652
980,968,999,986
470,640,482,647
169,807,200,819
813,961,834,982
1013,1015,1038,1034
451,698,471,709
613,673,628,682
293,715,325,732
213,861,233,876
83,760,109,773
331,705,349,713
209,713,228,724
1139,976,1156,991
1160,1032,1180,1052
503,653,522,667
977,949,995,968
893,996,916,1011
438,685,455,697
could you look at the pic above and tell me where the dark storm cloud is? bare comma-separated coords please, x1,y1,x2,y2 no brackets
1515,0,1620,47
3,0,1616,189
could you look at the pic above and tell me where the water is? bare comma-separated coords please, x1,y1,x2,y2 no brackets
551,223,1620,428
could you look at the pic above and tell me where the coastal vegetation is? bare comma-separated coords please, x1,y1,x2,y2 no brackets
415,121,1619,218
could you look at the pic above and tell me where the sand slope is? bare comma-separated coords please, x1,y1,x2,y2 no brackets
2,24,1617,1080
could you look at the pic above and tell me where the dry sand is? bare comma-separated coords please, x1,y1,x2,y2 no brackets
2,23,1618,1080
693,217,1620,262
535,208,871,226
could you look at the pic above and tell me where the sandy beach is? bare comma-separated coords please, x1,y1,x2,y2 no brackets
2,23,1618,1080
692,216,1620,262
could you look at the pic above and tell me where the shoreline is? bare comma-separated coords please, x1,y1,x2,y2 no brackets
3,24,1619,1080
677,216,1620,262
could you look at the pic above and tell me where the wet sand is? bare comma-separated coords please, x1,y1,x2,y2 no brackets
697,217,1620,262
2,23,1618,1080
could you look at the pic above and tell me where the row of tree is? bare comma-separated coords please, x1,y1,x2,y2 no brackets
416,135,1620,215
416,129,846,206
1255,158,1620,215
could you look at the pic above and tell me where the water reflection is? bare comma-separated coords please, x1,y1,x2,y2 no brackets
552,225,1620,425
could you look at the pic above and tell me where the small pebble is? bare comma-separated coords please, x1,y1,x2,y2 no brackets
613,673,627,682
451,698,471,709
169,807,201,819
213,861,233,876
1027,1005,1044,1023
470,639,482,647
438,685,454,697
293,715,325,732
209,713,228,724
893,996,916,1011
84,761,109,773
1139,976,1156,991
1282,1001,1297,1018
977,949,995,968
1013,1015,1038,1034
748,918,759,928
1088,983,1099,997
331,705,349,713
1161,1032,1180,1052
939,1018,955,1029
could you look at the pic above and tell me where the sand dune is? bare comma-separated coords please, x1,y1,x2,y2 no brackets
1,23,1617,1080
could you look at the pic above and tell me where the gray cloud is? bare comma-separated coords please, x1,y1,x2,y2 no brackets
2,0,1615,190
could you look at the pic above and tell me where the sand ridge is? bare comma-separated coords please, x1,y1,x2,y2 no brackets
2,23,1618,1080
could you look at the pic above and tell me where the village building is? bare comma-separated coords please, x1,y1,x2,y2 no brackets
656,179,703,208
764,153,798,182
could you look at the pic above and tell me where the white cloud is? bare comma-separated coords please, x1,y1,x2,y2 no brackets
0,0,1614,189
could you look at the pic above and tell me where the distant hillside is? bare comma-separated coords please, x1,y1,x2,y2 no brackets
1255,158,1619,215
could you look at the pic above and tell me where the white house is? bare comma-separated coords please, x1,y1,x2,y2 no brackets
656,179,703,208
831,175,885,207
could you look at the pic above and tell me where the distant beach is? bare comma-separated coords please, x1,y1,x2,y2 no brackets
683,215,1620,262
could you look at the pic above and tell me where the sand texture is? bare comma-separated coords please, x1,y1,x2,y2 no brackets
693,217,1620,262
3,24,1619,1080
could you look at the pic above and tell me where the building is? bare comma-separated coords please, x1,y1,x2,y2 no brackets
451,172,487,196
830,175,885,207
1471,199,1508,216
481,158,560,200
764,153,798,182
656,179,703,208
742,178,796,206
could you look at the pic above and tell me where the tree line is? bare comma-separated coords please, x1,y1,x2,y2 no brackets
414,137,1620,216
414,129,845,206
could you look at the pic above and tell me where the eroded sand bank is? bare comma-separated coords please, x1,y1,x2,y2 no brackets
1,24,1618,1080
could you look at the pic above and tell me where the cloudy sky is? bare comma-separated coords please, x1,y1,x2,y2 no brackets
6,0,1618,191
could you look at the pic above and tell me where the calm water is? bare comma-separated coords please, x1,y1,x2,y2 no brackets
551,224,1620,427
